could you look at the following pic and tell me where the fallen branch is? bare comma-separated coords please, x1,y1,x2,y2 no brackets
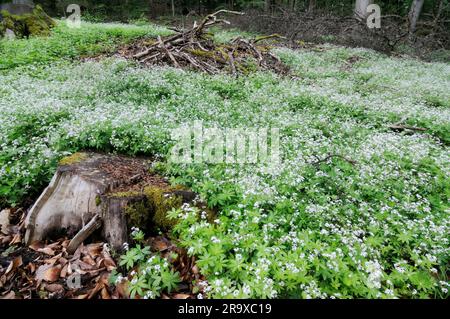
388,124,427,132
67,214,102,255
123,11,288,76
253,34,287,43
158,35,180,68
312,154,358,166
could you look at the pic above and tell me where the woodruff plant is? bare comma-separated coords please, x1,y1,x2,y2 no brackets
113,227,181,299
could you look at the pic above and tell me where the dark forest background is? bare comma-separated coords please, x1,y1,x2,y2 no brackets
5,1,447,23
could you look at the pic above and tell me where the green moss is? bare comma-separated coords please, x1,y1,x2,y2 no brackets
144,186,183,231
95,196,102,206
109,190,141,198
124,201,151,231
59,152,87,165
188,49,216,59
0,5,55,38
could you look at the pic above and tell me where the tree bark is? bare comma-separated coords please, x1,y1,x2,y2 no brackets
354,0,373,21
265,0,272,13
433,0,444,27
409,0,425,34
148,0,154,18
308,0,316,12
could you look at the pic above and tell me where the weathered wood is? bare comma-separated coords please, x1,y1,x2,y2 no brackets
67,214,102,254
24,152,154,249
24,152,202,251
388,124,427,132
99,194,147,250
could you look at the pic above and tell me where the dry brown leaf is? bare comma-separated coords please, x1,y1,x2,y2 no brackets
29,241,44,251
58,257,68,267
61,239,70,248
191,265,199,274
45,283,64,293
151,237,171,252
76,294,88,299
36,264,61,282
45,253,63,265
0,274,6,288
71,244,83,261
5,256,22,276
84,243,103,259
1,235,12,245
66,262,72,275
115,281,129,299
26,262,36,274
1,291,16,299
84,268,105,277
161,294,170,299
82,255,96,266
173,293,191,299
76,260,97,271
37,247,55,256
74,268,87,275
47,242,62,250
101,256,116,272
9,233,22,245
101,287,111,299
87,282,104,299
60,264,68,278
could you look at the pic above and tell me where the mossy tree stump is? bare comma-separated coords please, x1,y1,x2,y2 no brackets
24,152,196,251
0,4,55,38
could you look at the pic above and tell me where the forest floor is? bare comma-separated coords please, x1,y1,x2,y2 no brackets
0,21,449,299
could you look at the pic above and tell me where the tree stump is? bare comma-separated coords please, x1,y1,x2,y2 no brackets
0,4,55,38
24,152,194,251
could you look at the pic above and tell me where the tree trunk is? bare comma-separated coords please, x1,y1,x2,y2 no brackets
148,0,154,18
354,0,373,21
308,0,316,12
265,0,272,13
409,0,425,34
433,0,444,27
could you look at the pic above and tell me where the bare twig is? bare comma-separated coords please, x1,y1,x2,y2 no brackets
388,124,427,132
312,154,358,166
158,35,180,68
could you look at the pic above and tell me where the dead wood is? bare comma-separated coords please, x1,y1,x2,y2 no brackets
388,124,427,132
121,10,289,75
312,153,358,166
67,214,102,254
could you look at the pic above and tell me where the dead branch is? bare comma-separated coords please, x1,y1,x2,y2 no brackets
158,35,180,68
124,11,288,76
67,214,102,255
312,154,358,166
388,124,427,132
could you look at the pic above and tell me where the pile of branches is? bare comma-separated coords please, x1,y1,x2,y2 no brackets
123,10,289,75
